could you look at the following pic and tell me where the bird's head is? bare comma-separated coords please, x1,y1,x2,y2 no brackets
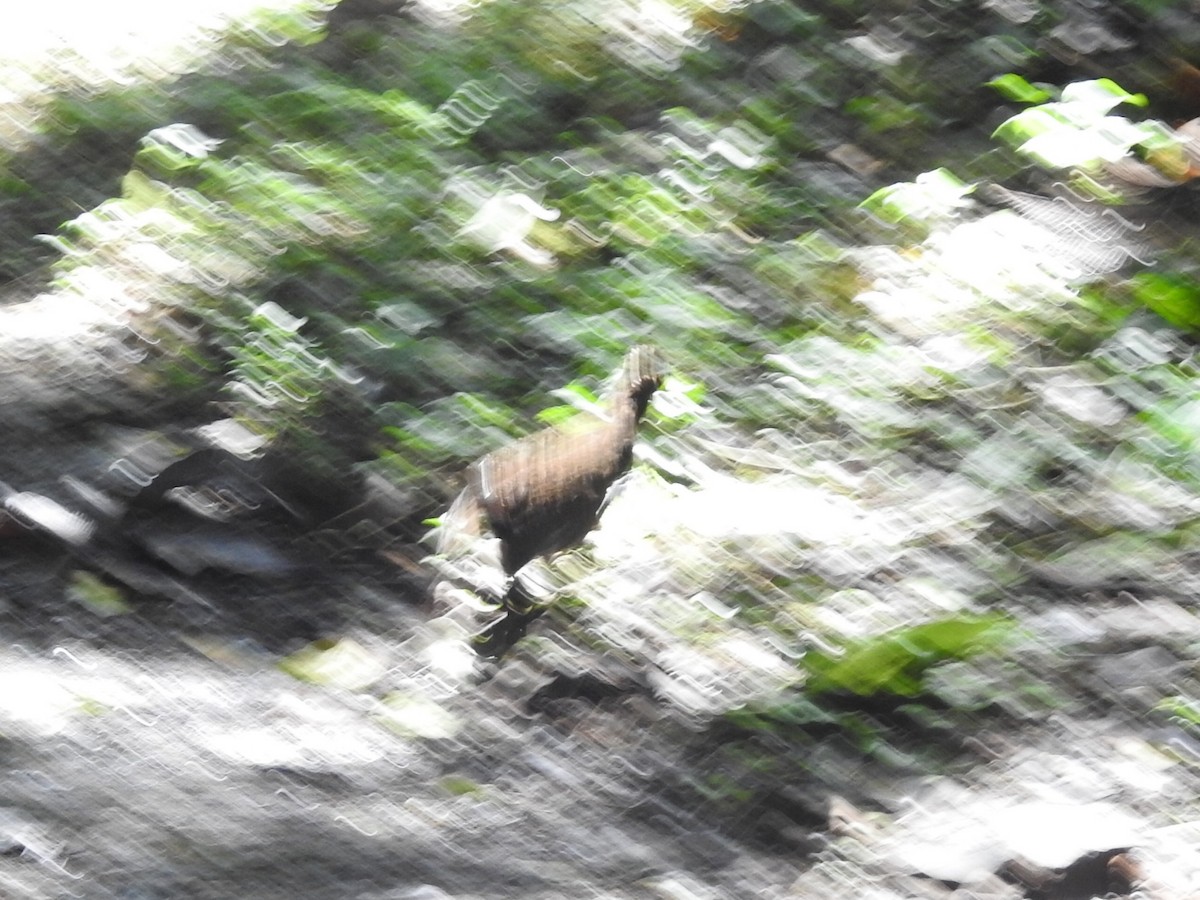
617,344,665,421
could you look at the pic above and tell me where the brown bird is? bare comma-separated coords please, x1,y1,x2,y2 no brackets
438,346,664,652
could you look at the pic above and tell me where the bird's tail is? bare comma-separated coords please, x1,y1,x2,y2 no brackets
435,482,484,559
432,480,510,605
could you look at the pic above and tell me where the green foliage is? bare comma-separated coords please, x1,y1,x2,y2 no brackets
727,695,840,732
859,168,973,236
1154,695,1200,728
228,2,331,48
845,94,927,134
22,2,1200,605
278,637,384,690
987,73,1052,104
439,775,483,796
1074,282,1138,327
991,78,1162,172
376,692,461,739
218,299,354,451
1131,272,1200,331
1139,397,1200,458
67,571,133,618
803,614,1014,697
535,382,599,426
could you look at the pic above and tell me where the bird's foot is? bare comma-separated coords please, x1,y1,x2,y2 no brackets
470,604,545,660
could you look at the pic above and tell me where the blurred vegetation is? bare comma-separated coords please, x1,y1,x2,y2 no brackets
5,0,1200,748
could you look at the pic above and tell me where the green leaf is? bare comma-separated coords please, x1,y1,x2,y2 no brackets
992,79,1157,170
536,404,584,426
67,571,132,618
992,106,1072,148
1060,78,1147,112
804,614,1012,696
1154,695,1200,727
859,168,973,224
376,692,461,739
1131,272,1200,330
279,637,385,690
456,392,521,432
988,74,1053,104
440,775,482,796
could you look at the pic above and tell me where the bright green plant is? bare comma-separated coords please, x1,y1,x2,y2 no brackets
991,76,1188,186
803,613,1014,697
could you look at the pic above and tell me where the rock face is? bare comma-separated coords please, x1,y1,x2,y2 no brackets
0,427,374,605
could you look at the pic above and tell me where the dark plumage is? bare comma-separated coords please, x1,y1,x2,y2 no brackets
439,346,663,625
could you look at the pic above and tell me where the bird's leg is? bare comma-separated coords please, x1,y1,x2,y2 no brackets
470,574,546,659
471,608,536,659
501,570,541,615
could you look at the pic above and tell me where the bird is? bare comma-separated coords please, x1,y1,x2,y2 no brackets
436,345,664,654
